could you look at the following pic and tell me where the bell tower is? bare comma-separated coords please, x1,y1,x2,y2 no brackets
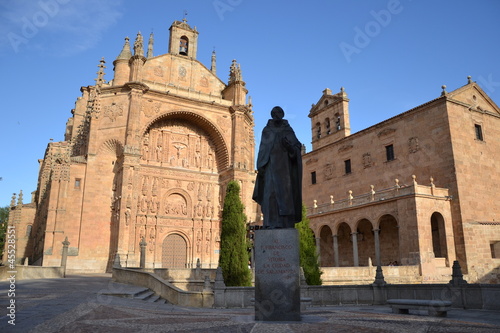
168,18,199,59
309,87,351,150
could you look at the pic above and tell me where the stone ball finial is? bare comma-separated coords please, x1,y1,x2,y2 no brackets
441,85,447,96
468,75,472,84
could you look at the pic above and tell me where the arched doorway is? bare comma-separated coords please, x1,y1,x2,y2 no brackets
378,215,399,266
162,234,187,268
320,225,334,266
431,212,447,258
337,222,353,266
356,219,375,266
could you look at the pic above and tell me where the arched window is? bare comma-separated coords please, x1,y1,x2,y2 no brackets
179,36,189,55
325,118,331,135
431,212,447,258
316,122,321,139
336,116,341,131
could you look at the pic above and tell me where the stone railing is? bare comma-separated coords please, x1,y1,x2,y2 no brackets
307,175,450,216
112,266,500,310
321,265,422,285
112,267,213,308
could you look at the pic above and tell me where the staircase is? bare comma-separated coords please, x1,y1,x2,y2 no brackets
99,286,168,305
133,288,168,304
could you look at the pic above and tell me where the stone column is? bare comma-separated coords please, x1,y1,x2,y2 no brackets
61,237,70,278
139,237,147,269
333,235,339,267
351,232,359,267
373,228,381,266
315,237,321,265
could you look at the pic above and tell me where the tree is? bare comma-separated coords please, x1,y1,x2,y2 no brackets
295,204,322,285
219,181,252,286
0,206,10,260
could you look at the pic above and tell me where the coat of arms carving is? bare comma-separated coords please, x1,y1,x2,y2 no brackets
103,103,124,122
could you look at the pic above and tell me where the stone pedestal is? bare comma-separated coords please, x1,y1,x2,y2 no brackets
254,229,301,321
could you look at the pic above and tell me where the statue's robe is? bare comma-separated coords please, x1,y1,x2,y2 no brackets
252,119,302,228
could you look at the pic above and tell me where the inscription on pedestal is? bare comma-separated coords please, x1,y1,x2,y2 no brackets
254,229,301,321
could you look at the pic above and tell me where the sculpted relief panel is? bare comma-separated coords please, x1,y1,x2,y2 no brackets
164,193,188,216
135,174,220,222
141,119,217,172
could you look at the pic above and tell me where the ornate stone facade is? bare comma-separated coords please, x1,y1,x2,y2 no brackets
303,81,500,283
16,19,257,273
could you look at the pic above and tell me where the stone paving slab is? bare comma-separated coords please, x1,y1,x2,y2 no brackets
1,275,500,332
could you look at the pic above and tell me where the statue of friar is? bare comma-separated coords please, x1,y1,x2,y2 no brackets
252,106,303,228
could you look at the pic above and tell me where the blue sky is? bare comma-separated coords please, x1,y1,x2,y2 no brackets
1,0,499,207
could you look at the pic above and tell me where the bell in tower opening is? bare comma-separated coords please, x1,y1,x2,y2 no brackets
180,36,189,55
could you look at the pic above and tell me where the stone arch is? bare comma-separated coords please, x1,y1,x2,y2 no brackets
162,232,190,268
356,218,375,267
336,222,353,267
431,212,447,258
162,188,192,218
378,214,399,266
319,225,334,267
142,111,229,171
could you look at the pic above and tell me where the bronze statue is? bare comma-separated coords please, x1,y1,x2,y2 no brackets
253,106,303,228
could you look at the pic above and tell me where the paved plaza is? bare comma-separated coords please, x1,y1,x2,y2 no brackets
1,275,500,332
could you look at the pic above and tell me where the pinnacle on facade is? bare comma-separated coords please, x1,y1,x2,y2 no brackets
211,49,217,74
116,37,132,60
10,193,16,208
229,59,242,84
133,31,144,57
17,190,23,205
95,57,106,88
147,32,154,58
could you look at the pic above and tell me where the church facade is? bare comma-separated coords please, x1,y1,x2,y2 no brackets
302,81,500,283
8,19,258,273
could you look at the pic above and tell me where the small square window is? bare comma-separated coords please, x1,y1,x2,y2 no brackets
344,159,351,174
475,124,483,141
311,171,317,184
386,144,395,161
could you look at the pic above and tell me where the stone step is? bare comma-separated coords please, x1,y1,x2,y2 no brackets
99,287,150,299
131,288,150,297
134,290,155,300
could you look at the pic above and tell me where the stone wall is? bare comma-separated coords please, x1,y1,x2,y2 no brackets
112,267,500,310
0,266,63,280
